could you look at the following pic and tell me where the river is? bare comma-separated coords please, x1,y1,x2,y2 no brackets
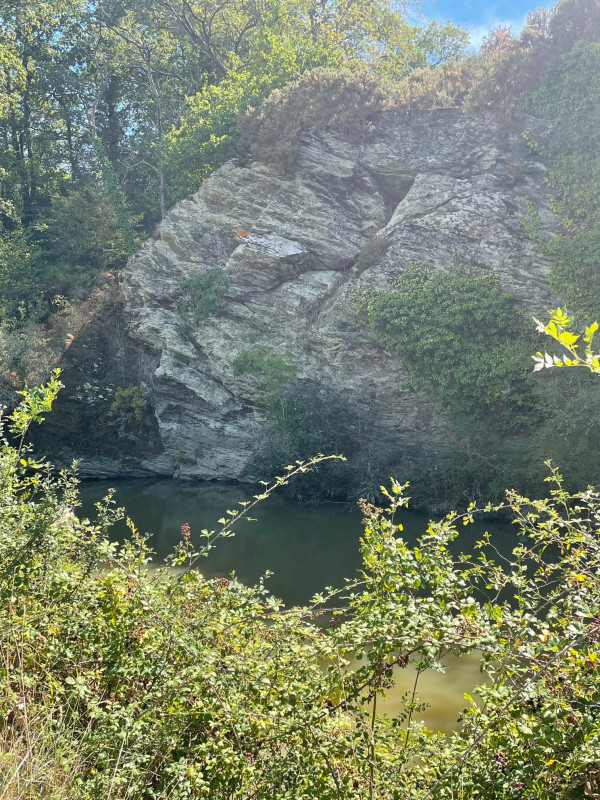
78,478,513,733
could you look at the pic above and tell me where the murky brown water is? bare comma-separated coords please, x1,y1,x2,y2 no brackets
378,652,484,733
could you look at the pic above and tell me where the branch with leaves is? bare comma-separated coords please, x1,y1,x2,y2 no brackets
533,307,600,374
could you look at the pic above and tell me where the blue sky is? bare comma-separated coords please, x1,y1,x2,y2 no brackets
420,0,551,48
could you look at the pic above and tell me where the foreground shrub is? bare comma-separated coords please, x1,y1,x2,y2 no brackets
2,376,600,797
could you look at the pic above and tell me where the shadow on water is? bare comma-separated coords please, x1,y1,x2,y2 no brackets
78,478,512,732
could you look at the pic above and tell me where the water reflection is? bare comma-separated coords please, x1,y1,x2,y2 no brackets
78,479,366,606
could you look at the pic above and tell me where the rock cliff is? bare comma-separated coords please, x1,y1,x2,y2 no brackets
44,108,559,483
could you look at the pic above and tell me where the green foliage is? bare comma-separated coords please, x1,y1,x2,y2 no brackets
525,42,600,319
232,345,297,400
520,198,543,244
90,137,137,256
546,231,600,320
0,296,86,386
353,263,545,505
527,42,600,224
0,0,595,323
36,182,131,293
0,222,41,321
163,53,305,201
529,368,600,491
355,264,535,430
0,0,468,264
394,438,533,512
3,389,600,797
8,367,63,443
163,76,250,203
109,385,147,424
180,269,229,324
238,0,600,175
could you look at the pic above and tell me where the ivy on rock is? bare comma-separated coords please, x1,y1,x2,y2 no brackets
355,263,535,431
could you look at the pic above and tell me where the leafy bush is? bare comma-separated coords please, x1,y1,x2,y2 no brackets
353,264,542,505
401,3,600,114
238,1,600,179
526,309,600,491
545,232,600,319
180,269,229,324
355,263,535,430
239,68,395,172
529,370,600,490
110,385,146,423
3,380,600,797
37,182,132,295
0,222,41,321
164,60,303,203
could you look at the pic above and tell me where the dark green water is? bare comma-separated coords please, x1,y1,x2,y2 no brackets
77,478,514,606
79,479,363,605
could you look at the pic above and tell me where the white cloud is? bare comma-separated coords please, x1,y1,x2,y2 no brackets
466,13,529,50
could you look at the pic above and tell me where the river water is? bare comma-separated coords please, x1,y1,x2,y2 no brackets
78,478,513,732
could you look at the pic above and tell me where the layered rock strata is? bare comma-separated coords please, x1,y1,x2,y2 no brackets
53,109,560,480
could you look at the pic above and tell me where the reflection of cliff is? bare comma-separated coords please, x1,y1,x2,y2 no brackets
47,109,557,483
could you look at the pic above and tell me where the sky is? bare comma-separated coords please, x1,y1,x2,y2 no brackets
419,0,551,48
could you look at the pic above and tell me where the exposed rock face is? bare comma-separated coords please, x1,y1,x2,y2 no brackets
65,109,560,481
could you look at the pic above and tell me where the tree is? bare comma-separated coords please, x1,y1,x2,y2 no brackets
0,0,89,223
158,0,469,199
0,0,468,291
0,219,40,319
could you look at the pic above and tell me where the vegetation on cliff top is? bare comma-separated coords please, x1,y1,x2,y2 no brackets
0,0,466,324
